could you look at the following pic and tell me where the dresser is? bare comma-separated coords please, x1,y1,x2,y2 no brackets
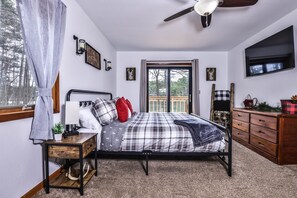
232,108,297,164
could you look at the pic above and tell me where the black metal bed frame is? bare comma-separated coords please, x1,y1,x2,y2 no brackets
66,89,232,177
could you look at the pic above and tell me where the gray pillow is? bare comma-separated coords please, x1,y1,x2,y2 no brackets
91,98,118,125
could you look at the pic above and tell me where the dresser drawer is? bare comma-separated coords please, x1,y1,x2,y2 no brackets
250,124,277,143
233,128,249,143
251,114,277,130
250,135,277,156
233,111,249,122
232,119,249,132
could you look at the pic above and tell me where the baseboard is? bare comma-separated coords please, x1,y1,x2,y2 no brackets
21,167,63,198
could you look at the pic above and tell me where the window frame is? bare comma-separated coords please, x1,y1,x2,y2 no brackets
0,76,60,122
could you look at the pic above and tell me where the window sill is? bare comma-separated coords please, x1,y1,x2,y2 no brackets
0,108,60,123
0,110,34,122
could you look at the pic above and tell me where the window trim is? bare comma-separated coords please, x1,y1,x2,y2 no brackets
0,75,60,122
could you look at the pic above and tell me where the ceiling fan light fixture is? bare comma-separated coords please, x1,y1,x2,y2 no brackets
194,0,219,16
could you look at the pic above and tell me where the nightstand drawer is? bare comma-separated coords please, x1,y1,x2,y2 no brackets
48,136,96,159
233,111,249,122
232,119,249,132
233,127,249,143
250,135,277,156
251,114,277,130
250,124,277,143
83,135,96,157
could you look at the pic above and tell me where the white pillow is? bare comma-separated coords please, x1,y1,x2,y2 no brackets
79,106,102,131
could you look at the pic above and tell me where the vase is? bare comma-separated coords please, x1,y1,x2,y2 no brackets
55,134,63,141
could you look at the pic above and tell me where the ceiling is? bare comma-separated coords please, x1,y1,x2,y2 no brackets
76,0,297,51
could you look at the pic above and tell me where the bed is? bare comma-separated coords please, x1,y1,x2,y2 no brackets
67,89,232,177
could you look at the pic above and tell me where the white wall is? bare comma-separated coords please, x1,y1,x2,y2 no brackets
116,51,228,119
0,0,116,197
228,9,297,108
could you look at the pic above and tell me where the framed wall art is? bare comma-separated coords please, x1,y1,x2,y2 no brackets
126,67,136,81
206,68,216,81
85,43,101,70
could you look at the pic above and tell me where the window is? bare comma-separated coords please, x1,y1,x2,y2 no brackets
147,65,192,113
0,0,59,122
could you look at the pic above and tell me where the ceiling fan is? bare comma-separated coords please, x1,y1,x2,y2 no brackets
164,0,258,28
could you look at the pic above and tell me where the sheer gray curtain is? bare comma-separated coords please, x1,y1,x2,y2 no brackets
192,59,200,115
17,0,67,143
139,59,147,112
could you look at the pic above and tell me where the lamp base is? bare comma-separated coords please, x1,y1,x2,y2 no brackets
63,131,79,138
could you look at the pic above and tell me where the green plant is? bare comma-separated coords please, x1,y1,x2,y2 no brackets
52,122,64,134
254,102,281,112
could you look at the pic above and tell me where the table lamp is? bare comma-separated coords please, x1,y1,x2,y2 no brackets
64,101,80,137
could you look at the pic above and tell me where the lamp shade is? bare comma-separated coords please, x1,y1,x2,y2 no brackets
194,0,219,16
65,101,79,125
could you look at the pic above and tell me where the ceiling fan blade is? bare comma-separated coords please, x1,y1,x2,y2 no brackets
201,14,212,28
219,0,258,7
164,6,194,22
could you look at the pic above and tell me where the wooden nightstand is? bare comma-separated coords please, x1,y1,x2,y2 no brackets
44,133,97,195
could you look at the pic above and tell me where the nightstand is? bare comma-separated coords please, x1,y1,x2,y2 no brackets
44,133,97,195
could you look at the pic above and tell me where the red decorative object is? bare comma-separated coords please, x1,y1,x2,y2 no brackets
281,100,297,115
126,99,133,113
116,98,129,122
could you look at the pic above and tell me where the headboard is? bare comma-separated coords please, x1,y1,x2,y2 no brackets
66,89,113,106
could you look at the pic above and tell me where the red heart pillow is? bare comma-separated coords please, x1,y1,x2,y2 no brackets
116,97,129,122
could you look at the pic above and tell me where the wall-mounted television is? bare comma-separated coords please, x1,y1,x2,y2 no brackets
245,26,295,77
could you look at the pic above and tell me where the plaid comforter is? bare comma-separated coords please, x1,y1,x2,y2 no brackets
121,113,225,152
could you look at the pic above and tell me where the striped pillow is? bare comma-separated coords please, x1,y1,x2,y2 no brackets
91,98,118,125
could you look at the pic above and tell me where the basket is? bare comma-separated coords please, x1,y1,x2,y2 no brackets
281,100,297,115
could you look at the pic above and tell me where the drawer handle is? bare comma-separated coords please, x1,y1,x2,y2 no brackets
237,132,240,135
258,130,264,134
237,123,241,126
259,119,265,122
258,142,264,146
237,114,242,117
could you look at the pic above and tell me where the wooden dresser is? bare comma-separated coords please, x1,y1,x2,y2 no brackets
232,108,297,164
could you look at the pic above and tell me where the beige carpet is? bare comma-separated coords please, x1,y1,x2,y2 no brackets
35,142,297,198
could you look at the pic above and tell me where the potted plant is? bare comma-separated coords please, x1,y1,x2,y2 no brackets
52,122,64,141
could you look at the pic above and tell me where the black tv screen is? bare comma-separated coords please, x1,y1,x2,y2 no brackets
245,26,295,77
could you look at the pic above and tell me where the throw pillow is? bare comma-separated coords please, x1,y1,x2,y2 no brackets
126,99,133,113
92,98,118,125
116,97,129,122
79,105,102,130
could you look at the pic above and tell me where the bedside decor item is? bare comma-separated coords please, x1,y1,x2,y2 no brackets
85,43,101,70
73,35,86,55
104,59,112,71
126,67,136,81
66,162,90,181
243,94,258,109
52,122,64,141
281,100,297,114
206,68,216,81
64,101,80,137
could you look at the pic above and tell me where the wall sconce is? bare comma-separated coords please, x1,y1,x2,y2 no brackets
73,35,86,55
104,59,112,71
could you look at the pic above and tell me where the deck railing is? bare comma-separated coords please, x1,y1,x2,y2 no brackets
148,96,189,113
